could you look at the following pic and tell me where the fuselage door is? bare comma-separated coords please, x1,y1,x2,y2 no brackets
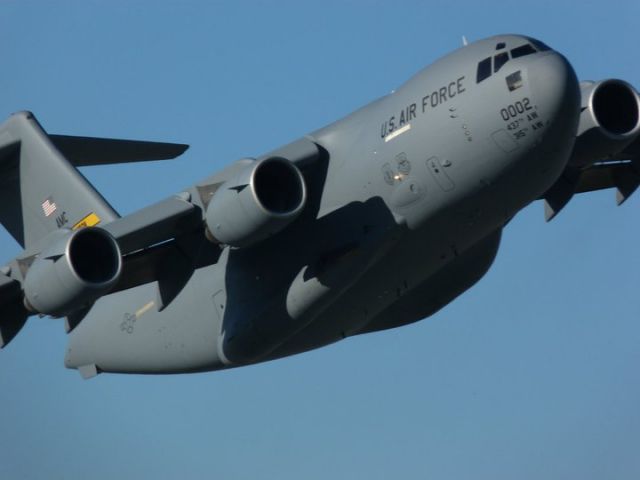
427,156,455,191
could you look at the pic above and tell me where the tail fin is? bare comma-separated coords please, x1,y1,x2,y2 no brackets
0,111,119,248
0,112,189,348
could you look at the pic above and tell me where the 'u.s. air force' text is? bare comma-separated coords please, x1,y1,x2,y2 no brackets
380,76,466,138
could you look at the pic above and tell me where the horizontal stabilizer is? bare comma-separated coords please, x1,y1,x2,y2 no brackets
49,135,189,166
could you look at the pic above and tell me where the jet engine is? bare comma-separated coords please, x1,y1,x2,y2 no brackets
23,227,122,317
204,157,307,247
569,79,640,166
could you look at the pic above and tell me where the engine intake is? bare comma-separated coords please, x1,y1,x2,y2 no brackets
205,157,306,248
570,79,640,166
23,227,122,317
591,80,639,136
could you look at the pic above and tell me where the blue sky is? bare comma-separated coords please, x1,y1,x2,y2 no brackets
1,1,639,479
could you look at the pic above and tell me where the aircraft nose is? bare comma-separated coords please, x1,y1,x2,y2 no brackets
528,51,581,139
520,50,581,185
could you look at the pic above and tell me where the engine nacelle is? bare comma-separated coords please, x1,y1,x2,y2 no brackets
569,79,640,167
205,157,307,248
23,227,122,317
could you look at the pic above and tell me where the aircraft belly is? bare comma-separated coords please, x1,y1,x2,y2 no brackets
359,229,502,334
268,223,502,360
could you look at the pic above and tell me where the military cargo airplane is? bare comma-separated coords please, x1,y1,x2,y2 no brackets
0,34,638,378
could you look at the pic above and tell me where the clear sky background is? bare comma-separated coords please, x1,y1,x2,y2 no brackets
0,1,639,479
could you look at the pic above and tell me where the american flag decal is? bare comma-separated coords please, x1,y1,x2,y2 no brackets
41,197,57,217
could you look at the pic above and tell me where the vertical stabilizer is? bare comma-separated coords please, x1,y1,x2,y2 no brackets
0,112,119,248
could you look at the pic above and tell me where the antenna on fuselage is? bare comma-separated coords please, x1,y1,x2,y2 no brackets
462,36,469,46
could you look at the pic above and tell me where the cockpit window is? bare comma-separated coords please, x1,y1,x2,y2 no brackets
477,39,551,85
476,57,492,83
494,52,509,73
511,44,537,59
529,38,551,51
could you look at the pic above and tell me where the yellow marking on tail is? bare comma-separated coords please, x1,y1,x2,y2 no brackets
72,212,101,230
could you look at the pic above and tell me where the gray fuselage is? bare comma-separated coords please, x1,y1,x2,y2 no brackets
65,35,581,375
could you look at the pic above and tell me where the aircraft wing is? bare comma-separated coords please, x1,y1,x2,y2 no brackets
616,135,640,159
1,195,210,341
574,160,640,204
543,154,639,220
541,78,640,220
542,106,640,220
102,195,202,254
0,130,323,345
99,136,323,290
573,133,640,202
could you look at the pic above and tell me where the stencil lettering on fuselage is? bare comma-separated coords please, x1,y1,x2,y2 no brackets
380,76,466,140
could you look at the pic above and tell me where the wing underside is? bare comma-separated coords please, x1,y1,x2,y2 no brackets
543,134,640,220
574,160,640,203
